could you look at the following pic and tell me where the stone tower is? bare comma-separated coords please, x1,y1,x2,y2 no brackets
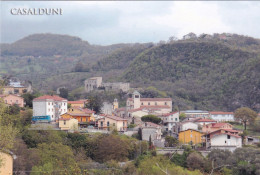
132,90,141,109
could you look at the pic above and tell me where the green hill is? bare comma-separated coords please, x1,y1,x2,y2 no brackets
121,40,260,112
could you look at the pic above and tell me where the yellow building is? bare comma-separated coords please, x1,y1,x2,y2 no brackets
0,152,13,175
59,118,78,131
178,129,203,145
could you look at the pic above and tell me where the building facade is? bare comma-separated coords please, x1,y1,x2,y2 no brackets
160,111,179,131
209,111,234,122
97,115,128,131
2,94,25,107
33,95,67,121
126,91,172,114
84,77,130,92
181,110,209,118
178,129,203,144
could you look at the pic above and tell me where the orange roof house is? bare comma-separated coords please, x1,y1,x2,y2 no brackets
202,122,233,133
62,107,95,124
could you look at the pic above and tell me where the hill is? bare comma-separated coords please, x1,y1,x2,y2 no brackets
121,40,260,112
1,33,259,112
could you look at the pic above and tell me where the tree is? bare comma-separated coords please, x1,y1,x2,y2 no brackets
59,88,68,99
22,93,37,107
187,152,208,172
179,113,186,121
165,136,178,147
94,135,129,162
234,107,257,130
86,95,103,114
141,115,161,124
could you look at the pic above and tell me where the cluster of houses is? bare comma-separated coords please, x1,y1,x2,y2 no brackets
1,79,258,152
27,90,256,152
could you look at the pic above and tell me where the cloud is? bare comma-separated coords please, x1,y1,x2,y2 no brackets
1,1,260,45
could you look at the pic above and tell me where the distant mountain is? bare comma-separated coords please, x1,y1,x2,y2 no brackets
1,33,259,112
94,34,260,112
0,33,132,58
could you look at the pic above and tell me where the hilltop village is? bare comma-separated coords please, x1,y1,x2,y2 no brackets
1,76,260,175
1,77,259,150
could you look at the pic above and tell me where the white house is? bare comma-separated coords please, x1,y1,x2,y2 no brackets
181,110,209,118
33,95,67,121
180,121,199,131
210,133,242,152
209,111,234,122
173,121,199,133
194,118,217,126
159,111,179,131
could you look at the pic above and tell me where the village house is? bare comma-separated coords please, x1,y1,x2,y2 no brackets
159,111,179,131
181,110,210,118
61,107,95,128
205,129,242,152
126,91,172,114
209,111,235,122
173,121,199,133
1,94,25,107
68,99,88,108
178,129,203,145
141,122,162,142
202,122,233,133
193,118,217,126
97,115,128,131
58,117,78,131
2,80,32,95
33,95,67,121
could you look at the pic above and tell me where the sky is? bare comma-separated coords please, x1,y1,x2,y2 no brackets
1,1,260,45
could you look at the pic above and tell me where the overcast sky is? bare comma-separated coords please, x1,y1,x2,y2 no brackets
1,1,260,45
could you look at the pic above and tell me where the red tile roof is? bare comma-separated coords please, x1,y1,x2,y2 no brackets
210,111,234,115
104,115,128,121
211,123,231,128
143,122,161,128
127,98,172,101
34,95,67,101
141,105,171,109
68,101,86,104
70,106,95,114
212,133,241,138
162,111,179,117
195,119,216,123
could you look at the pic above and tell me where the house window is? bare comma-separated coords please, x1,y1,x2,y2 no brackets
175,118,177,121
101,121,103,127
123,122,125,127
165,102,167,105
113,123,115,126
148,102,150,105
52,109,53,112
107,121,110,127
48,109,50,112
171,118,173,120
227,135,230,139
155,102,157,105
48,102,50,105
141,102,143,105
64,120,66,125
81,117,83,122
